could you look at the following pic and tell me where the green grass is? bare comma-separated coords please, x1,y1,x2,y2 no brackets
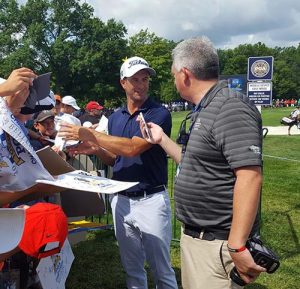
168,106,297,127
66,110,300,289
261,107,295,126
170,110,190,140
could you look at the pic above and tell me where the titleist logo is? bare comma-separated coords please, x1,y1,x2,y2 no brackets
128,59,148,69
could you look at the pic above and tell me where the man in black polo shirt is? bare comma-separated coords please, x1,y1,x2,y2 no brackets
58,57,178,289
140,37,266,289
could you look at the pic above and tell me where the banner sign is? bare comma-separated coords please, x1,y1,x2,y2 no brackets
247,81,272,105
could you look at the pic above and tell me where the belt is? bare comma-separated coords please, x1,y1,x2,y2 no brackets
118,185,165,198
183,224,229,241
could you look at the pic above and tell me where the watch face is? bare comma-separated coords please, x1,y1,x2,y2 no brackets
251,60,270,78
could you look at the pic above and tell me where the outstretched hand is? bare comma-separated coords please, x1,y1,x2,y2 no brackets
66,141,99,157
137,116,163,144
58,123,81,140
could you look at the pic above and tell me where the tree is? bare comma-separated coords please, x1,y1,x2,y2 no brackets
219,42,275,76
128,29,177,103
273,45,300,99
0,0,129,106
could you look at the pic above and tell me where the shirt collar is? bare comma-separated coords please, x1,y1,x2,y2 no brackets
121,97,153,115
201,80,228,108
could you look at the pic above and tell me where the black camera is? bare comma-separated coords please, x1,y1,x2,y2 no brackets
176,114,190,146
230,237,280,286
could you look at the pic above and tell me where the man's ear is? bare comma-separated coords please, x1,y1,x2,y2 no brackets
182,67,192,86
120,79,126,89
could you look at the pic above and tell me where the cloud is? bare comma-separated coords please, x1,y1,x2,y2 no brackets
84,0,300,48
17,0,300,48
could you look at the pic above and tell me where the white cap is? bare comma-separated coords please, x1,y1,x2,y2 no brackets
61,95,80,110
0,208,25,254
56,113,81,127
55,113,81,149
120,56,156,80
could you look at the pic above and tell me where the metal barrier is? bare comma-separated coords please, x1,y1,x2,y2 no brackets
74,154,180,240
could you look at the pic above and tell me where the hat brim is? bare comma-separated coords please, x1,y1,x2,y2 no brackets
61,98,80,111
62,103,80,110
0,208,25,254
90,105,103,110
71,104,80,110
35,114,54,123
121,66,156,79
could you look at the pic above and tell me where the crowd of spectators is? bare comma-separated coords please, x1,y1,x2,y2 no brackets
0,69,109,288
162,101,192,112
274,98,300,107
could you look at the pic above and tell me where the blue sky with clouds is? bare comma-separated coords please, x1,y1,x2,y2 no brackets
85,0,300,48
18,0,300,48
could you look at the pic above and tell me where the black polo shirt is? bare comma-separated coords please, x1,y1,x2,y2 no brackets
108,98,172,192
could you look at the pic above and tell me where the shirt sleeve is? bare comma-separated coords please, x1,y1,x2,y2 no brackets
214,98,262,169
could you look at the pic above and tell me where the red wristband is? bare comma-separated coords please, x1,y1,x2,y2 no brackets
227,244,247,253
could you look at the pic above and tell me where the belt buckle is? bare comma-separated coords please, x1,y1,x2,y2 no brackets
198,229,215,241
199,230,205,239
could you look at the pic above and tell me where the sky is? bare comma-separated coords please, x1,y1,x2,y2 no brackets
84,0,300,49
19,0,300,49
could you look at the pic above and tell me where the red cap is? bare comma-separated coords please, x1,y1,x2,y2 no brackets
86,101,103,111
19,203,68,259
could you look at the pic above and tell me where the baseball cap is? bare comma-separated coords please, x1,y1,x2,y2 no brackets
55,113,81,127
0,203,68,258
86,101,103,111
120,56,156,80
0,208,25,254
20,89,55,115
61,95,80,110
0,74,55,114
19,203,68,258
34,110,55,123
21,73,53,114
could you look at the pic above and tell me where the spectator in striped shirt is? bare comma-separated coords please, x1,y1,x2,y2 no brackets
140,36,265,289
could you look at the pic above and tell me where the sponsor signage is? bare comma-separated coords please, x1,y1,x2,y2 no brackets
220,74,247,94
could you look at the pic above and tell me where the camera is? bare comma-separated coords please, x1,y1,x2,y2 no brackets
230,237,280,286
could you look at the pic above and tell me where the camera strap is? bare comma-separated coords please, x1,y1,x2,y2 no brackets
181,101,203,154
175,101,203,181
